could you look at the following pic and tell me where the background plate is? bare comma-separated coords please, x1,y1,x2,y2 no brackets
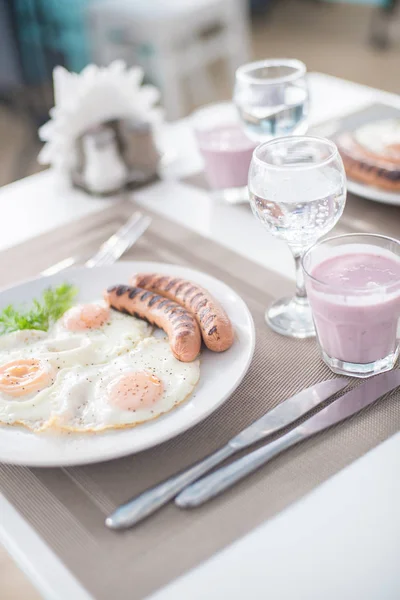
0,261,255,466
313,102,400,206
346,178,400,206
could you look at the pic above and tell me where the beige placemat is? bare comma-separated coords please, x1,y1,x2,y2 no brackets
0,201,399,600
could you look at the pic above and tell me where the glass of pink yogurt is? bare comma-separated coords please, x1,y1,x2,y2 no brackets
303,233,400,378
192,103,257,204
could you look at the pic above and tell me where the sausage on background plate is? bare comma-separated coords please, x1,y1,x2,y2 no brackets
104,285,201,363
130,273,234,352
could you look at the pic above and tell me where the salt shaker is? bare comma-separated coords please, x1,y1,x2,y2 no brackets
79,124,128,195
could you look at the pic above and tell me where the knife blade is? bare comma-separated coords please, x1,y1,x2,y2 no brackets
105,377,348,529
175,369,400,508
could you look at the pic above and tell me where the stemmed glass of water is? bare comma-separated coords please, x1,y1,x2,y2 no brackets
248,136,346,338
234,59,309,142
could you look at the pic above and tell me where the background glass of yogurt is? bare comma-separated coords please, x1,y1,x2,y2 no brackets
303,233,400,378
192,103,257,204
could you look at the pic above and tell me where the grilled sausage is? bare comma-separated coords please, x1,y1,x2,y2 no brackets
130,274,234,352
104,285,201,362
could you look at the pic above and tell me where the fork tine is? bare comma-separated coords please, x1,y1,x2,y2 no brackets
87,215,151,267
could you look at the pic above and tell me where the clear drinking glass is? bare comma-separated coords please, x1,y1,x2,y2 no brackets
234,59,309,142
192,103,257,204
248,136,346,338
303,233,400,378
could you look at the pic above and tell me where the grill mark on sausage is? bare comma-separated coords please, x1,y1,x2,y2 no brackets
172,314,193,324
183,286,197,301
199,307,211,322
172,312,190,320
165,278,180,291
203,314,216,328
175,322,192,330
153,276,169,289
175,282,191,297
174,319,195,330
138,275,153,288
190,292,204,307
148,295,161,307
140,291,152,301
163,303,177,315
116,285,129,296
128,288,141,300
208,325,218,336
175,329,193,340
171,310,185,323
169,307,187,319
194,298,208,312
157,299,170,310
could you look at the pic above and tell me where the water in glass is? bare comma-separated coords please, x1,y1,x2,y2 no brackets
248,136,347,339
237,84,308,141
249,168,346,250
234,59,309,142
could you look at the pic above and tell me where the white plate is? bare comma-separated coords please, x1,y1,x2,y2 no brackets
0,262,255,466
347,178,400,206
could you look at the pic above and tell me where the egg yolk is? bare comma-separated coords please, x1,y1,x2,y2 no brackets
63,304,110,331
0,358,55,397
109,371,164,411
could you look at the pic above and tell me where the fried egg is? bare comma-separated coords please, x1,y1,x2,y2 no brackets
0,356,57,430
51,303,152,363
0,329,100,371
0,331,88,430
0,304,152,374
0,302,199,433
50,337,200,432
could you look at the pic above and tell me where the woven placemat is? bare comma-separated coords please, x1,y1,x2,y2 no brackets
0,200,399,600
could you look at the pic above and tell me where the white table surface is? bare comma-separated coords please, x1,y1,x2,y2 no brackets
0,73,399,600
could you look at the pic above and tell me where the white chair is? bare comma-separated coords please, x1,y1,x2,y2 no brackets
87,0,251,120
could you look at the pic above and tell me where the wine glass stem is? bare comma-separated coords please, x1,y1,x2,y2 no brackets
292,250,308,305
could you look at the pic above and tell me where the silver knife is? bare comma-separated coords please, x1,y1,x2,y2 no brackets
105,377,348,529
175,369,400,508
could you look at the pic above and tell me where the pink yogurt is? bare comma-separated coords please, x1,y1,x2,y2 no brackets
195,124,256,190
307,250,400,364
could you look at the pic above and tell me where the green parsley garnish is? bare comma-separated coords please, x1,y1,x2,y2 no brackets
0,283,78,335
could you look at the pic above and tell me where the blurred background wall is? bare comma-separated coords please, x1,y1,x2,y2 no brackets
0,0,399,187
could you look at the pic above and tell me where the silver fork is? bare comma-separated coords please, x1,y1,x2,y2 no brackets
85,213,151,268
41,212,151,275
